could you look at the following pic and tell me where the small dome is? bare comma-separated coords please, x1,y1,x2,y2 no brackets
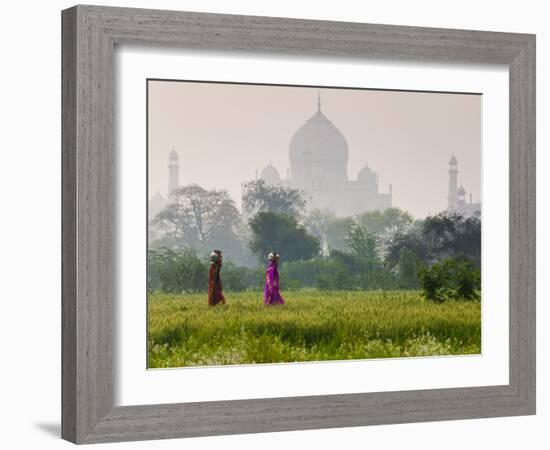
149,190,168,216
260,163,280,184
151,190,166,202
169,148,179,160
357,164,377,185
449,154,457,165
458,185,466,195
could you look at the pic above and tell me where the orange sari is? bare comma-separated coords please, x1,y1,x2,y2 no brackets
207,261,225,306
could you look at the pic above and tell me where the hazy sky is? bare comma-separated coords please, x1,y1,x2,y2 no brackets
148,80,481,218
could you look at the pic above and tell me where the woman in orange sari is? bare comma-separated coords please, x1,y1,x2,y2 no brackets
207,249,226,306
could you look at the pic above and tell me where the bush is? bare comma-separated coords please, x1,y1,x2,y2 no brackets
281,259,325,288
315,258,353,290
148,248,208,293
396,249,420,289
148,248,263,293
221,262,263,292
455,260,481,300
417,257,480,302
281,254,399,291
281,257,356,291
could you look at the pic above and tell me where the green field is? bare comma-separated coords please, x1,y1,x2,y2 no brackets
147,290,481,368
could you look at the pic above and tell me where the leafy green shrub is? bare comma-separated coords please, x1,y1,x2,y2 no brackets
455,260,481,300
148,248,265,293
285,279,303,291
282,257,363,291
417,257,480,302
396,249,420,289
281,253,399,291
315,258,352,290
148,248,208,293
281,259,325,287
220,262,262,292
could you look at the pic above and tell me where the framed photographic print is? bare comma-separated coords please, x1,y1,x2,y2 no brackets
61,4,536,444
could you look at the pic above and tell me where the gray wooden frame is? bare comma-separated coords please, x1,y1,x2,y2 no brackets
61,4,536,444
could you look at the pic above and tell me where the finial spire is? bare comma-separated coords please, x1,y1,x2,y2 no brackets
317,91,321,111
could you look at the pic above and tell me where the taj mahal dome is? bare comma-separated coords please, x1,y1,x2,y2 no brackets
257,94,392,217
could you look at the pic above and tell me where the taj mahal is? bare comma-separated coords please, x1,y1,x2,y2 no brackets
149,94,480,219
257,94,392,217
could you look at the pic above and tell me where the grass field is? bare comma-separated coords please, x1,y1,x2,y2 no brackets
147,290,481,368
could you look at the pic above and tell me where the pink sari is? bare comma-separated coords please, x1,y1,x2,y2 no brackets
264,261,285,305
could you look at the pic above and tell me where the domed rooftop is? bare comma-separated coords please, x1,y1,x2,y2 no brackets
149,189,168,217
458,185,466,195
357,164,377,185
289,96,348,167
449,154,457,165
260,162,281,185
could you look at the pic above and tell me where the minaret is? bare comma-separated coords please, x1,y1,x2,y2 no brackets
168,147,180,196
447,154,458,210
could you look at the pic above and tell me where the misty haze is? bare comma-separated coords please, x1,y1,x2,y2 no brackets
148,80,481,219
147,79,482,369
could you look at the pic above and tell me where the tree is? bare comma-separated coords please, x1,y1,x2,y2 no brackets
149,205,191,249
386,220,427,268
173,184,241,243
356,207,413,250
249,211,320,262
325,217,355,253
385,211,481,288
304,209,336,256
241,179,307,219
454,214,482,268
422,211,481,268
342,222,389,289
345,221,379,260
395,248,421,289
151,184,245,257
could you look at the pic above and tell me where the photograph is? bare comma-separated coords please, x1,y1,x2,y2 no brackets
146,79,482,368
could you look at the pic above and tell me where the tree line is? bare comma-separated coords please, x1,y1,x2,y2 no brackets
149,179,481,298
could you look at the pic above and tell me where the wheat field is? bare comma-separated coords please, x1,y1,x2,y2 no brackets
147,290,481,368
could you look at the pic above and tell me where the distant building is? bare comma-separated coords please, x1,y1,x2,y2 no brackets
149,189,168,218
257,94,392,216
168,146,180,196
446,154,481,217
148,147,180,218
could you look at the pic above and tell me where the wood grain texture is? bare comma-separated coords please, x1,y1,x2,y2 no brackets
61,6,77,443
61,4,536,444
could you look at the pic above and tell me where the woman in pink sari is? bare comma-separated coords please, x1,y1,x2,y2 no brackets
264,252,285,305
